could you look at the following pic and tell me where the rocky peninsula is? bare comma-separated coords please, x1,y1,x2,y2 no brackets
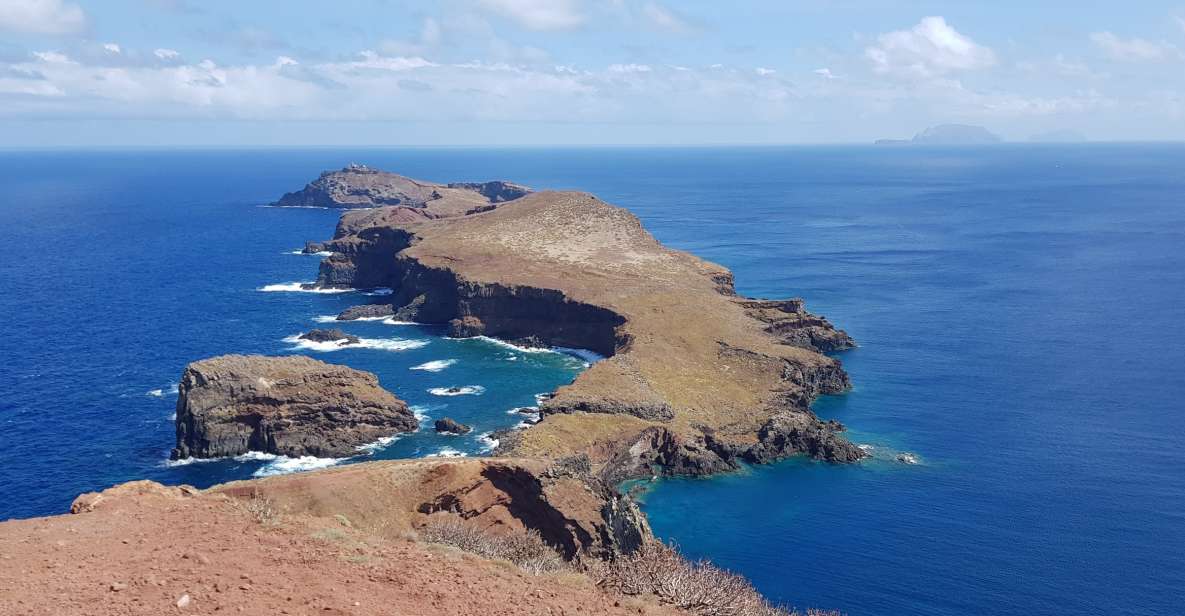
307,168,863,480
273,163,531,211
170,354,418,460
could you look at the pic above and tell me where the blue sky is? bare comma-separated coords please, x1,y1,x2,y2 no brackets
1,0,1183,145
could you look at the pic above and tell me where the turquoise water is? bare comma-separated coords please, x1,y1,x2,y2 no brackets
1,146,1183,615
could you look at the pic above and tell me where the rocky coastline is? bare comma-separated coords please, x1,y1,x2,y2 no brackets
0,164,864,615
299,169,864,481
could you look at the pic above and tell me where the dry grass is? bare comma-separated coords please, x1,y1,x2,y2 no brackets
593,541,842,616
417,518,569,576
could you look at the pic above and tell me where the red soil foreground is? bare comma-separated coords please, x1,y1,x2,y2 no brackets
0,482,678,616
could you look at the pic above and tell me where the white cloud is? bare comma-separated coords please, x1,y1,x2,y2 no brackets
154,48,180,60
642,2,694,33
755,67,775,76
0,0,85,34
477,0,584,31
103,43,121,54
608,63,652,73
1090,32,1178,61
813,67,836,79
1176,16,1185,35
865,16,996,78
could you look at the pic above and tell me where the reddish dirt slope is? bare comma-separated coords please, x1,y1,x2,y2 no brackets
0,481,677,616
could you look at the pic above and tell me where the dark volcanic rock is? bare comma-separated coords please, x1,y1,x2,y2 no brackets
745,412,864,463
170,354,417,460
271,164,531,210
738,298,856,353
302,241,329,254
336,304,395,321
434,417,472,434
298,328,360,345
446,180,531,203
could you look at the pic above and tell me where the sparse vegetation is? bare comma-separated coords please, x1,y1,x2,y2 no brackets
593,541,842,616
242,490,280,526
418,518,569,576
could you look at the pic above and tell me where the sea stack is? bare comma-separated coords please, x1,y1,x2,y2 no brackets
170,354,417,460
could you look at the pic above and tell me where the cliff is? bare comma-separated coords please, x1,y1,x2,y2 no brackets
309,177,864,479
0,458,673,616
171,354,418,460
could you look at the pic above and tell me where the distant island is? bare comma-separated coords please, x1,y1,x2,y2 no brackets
877,124,1003,145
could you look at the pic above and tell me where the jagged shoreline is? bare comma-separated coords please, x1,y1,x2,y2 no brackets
297,170,865,483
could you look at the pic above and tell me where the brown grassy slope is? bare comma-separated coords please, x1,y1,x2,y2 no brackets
384,191,854,464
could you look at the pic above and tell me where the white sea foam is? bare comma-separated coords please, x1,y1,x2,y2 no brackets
858,444,875,452
555,347,606,365
283,334,429,353
357,435,400,454
534,392,553,406
146,383,179,398
507,406,539,415
426,448,468,458
286,250,333,256
466,335,553,354
382,318,420,325
315,314,393,323
253,455,344,477
428,385,485,397
476,432,499,452
361,288,393,296
259,282,353,294
410,405,431,421
895,452,921,465
410,359,457,372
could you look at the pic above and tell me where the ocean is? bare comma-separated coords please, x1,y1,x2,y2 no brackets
1,145,1182,616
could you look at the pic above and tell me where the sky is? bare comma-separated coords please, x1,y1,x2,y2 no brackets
1,0,1183,146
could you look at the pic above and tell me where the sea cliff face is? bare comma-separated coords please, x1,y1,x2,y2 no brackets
171,354,418,460
304,178,864,479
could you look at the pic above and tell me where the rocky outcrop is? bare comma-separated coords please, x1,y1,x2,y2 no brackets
271,164,531,211
299,328,360,345
738,298,856,353
295,170,864,480
337,303,395,321
434,417,472,434
170,355,417,460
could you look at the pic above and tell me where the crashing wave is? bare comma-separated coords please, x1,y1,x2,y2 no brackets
382,318,420,325
252,454,344,477
258,282,354,294
356,435,400,454
426,448,468,458
476,432,499,453
410,359,457,372
428,385,485,397
287,250,334,256
283,334,429,353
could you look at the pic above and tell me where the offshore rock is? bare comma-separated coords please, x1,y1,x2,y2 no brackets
298,328,360,345
336,303,395,321
170,354,417,460
434,417,472,435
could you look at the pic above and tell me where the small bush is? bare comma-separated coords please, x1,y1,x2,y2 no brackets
418,518,569,576
242,490,280,526
594,541,840,616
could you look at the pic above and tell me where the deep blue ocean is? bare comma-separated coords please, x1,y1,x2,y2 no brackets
1,146,1182,616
